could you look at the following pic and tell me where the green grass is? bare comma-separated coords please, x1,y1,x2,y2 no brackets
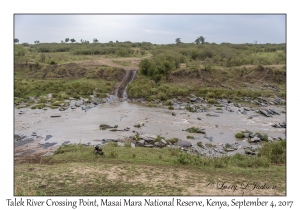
112,60,131,66
14,77,116,99
14,141,286,196
185,127,205,134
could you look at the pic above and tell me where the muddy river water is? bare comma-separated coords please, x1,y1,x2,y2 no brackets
14,100,286,150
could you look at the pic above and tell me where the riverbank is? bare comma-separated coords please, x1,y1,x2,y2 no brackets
14,141,286,196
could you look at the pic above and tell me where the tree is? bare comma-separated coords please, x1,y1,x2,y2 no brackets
34,40,40,44
65,38,69,43
14,38,19,44
195,36,205,45
81,39,89,43
175,38,181,45
199,36,205,45
70,38,76,43
93,38,98,43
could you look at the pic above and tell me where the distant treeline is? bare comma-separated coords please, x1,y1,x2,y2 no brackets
28,42,152,55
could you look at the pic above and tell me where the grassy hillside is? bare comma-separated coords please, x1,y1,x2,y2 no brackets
14,42,286,102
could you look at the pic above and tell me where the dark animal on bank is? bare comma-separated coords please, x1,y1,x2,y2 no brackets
94,146,104,155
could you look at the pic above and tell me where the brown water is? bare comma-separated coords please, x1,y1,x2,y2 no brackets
14,101,286,148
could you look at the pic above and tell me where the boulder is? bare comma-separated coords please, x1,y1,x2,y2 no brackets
161,139,167,145
177,140,192,147
190,98,197,102
29,97,35,101
139,134,157,141
43,151,54,157
250,136,261,143
224,148,234,152
62,141,70,146
75,100,83,107
144,144,154,148
244,150,256,155
136,140,145,147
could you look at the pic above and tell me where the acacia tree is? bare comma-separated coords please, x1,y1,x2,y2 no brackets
93,38,98,43
195,36,205,45
70,38,76,43
175,38,181,45
14,38,19,44
65,38,69,43
199,36,205,45
34,40,40,44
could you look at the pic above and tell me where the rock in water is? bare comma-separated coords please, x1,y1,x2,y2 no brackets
177,140,192,147
139,134,157,141
250,136,261,143
259,109,272,117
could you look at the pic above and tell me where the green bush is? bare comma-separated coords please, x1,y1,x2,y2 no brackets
258,140,286,164
207,99,216,104
108,149,118,158
235,133,245,138
166,138,178,145
185,127,205,134
197,142,203,147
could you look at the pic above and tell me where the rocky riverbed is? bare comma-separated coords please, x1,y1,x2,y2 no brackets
14,95,286,159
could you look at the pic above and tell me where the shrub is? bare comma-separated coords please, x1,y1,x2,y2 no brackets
166,138,178,145
168,106,174,110
207,99,216,104
108,149,118,158
235,133,245,138
205,143,213,148
185,127,205,134
197,142,203,147
258,140,286,164
187,135,194,139
177,154,189,165
261,134,268,141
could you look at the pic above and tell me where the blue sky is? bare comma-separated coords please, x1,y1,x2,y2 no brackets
14,14,286,44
